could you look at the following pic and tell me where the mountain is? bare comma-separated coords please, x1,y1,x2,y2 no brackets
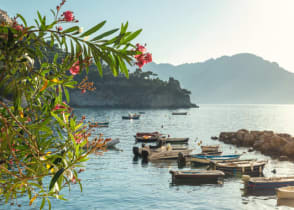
143,53,294,104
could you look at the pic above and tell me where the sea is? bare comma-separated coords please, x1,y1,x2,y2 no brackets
4,104,294,210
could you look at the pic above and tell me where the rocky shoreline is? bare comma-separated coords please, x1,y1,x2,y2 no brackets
218,129,294,161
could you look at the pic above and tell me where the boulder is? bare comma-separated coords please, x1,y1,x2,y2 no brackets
253,140,264,150
243,133,255,146
283,142,294,158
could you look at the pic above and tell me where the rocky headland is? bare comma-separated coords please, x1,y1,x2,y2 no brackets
219,129,294,161
70,69,197,108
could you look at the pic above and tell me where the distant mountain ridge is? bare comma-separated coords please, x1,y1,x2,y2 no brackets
143,53,294,104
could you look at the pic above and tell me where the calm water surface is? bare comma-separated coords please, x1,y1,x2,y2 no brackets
6,104,294,209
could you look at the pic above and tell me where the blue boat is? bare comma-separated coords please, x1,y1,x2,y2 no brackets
190,154,241,166
243,176,294,195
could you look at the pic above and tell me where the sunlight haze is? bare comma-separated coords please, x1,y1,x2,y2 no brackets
3,0,294,71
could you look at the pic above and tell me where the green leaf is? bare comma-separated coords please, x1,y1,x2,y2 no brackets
17,14,27,27
91,48,103,77
91,28,119,41
50,9,56,17
40,197,46,209
46,198,52,210
51,112,65,126
49,168,65,191
118,56,129,78
121,29,142,44
62,26,79,34
121,22,128,35
80,21,106,37
64,87,70,103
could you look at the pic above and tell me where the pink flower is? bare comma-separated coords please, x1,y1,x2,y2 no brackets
57,26,63,31
74,133,83,144
144,53,152,63
134,44,152,69
53,104,67,111
69,61,80,75
136,60,145,69
136,44,146,53
14,25,23,31
62,11,74,22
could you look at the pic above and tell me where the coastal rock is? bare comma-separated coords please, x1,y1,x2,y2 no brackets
70,73,196,108
218,129,294,161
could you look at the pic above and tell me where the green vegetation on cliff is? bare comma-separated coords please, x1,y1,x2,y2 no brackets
71,67,196,108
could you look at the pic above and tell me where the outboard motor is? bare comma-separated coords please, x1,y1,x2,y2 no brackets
133,147,140,157
177,152,186,168
141,150,149,163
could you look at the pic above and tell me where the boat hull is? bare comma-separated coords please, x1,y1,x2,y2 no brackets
213,160,267,177
135,136,159,142
122,116,140,120
149,150,192,161
172,112,187,115
277,188,294,199
244,177,294,196
170,170,224,185
190,154,240,166
158,137,189,144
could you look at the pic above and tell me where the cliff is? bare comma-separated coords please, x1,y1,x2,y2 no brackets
69,68,196,108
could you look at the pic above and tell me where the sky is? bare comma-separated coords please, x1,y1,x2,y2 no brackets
2,0,294,71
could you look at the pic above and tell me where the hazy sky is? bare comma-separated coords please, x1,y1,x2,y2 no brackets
3,0,294,71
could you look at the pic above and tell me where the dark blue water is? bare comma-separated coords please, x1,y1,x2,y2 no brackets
5,105,294,209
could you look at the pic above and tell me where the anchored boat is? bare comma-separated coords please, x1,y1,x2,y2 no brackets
172,112,187,115
158,137,189,144
277,186,294,199
201,145,220,153
122,113,140,120
190,154,241,166
170,170,225,185
211,159,267,177
135,132,161,142
242,176,294,195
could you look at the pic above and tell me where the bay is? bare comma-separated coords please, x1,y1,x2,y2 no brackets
6,104,294,209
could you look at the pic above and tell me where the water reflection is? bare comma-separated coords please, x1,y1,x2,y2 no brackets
4,105,294,209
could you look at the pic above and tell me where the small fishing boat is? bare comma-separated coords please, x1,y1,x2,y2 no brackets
212,159,267,177
88,122,109,128
133,144,188,157
135,132,161,142
211,136,218,140
277,186,294,199
158,137,189,144
201,145,220,153
122,113,140,120
138,145,191,161
172,112,187,115
242,176,294,195
190,154,241,166
136,132,160,137
148,149,192,161
170,170,225,185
